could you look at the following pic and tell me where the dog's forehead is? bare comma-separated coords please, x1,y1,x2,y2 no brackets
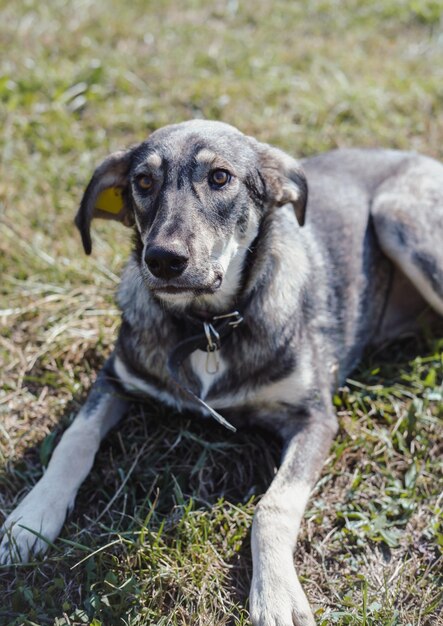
133,120,256,170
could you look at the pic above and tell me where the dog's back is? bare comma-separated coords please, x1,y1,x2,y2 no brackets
301,149,443,375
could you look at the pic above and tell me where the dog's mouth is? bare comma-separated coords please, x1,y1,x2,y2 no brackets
151,276,223,297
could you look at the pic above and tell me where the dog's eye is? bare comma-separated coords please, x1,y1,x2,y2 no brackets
209,169,231,188
136,174,154,191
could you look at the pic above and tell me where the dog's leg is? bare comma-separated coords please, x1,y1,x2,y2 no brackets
372,155,443,316
249,411,337,626
0,358,129,564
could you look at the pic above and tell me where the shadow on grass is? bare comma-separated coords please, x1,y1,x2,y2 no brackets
0,381,281,625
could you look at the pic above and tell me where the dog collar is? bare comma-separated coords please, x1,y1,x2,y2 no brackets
167,310,243,432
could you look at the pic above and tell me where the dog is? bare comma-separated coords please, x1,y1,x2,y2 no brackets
1,120,442,625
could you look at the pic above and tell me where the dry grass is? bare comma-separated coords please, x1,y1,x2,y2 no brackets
1,1,443,625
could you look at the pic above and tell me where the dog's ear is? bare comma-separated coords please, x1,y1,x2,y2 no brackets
75,147,138,254
256,142,308,226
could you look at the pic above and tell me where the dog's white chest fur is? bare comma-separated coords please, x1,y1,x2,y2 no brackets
190,344,315,411
189,348,227,400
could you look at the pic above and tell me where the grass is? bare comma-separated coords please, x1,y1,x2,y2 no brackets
0,0,442,624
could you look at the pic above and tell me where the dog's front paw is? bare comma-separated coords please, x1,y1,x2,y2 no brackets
0,483,68,564
249,568,315,626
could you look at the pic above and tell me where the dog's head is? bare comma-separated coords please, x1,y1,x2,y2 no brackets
76,120,307,311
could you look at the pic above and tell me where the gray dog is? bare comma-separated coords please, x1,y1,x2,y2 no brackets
2,120,443,625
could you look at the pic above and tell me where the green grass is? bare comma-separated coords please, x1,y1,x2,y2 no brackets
1,0,442,624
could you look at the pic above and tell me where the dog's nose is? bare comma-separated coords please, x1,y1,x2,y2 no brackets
144,245,189,280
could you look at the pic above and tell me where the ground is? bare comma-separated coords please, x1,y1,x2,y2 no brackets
0,1,442,625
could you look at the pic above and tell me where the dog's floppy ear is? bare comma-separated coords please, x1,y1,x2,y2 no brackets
256,142,308,226
75,147,138,254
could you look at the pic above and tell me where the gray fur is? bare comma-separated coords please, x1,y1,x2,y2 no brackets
2,120,443,626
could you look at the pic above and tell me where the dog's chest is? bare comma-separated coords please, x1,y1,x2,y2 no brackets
189,345,314,411
189,349,227,400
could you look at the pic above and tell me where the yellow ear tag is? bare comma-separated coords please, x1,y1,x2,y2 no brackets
95,187,124,215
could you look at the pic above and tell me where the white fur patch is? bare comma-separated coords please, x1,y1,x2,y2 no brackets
208,346,313,410
197,213,259,311
145,152,162,169
153,291,195,309
195,148,217,165
189,349,227,400
0,481,70,564
113,355,188,411
256,347,313,405
250,478,315,625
